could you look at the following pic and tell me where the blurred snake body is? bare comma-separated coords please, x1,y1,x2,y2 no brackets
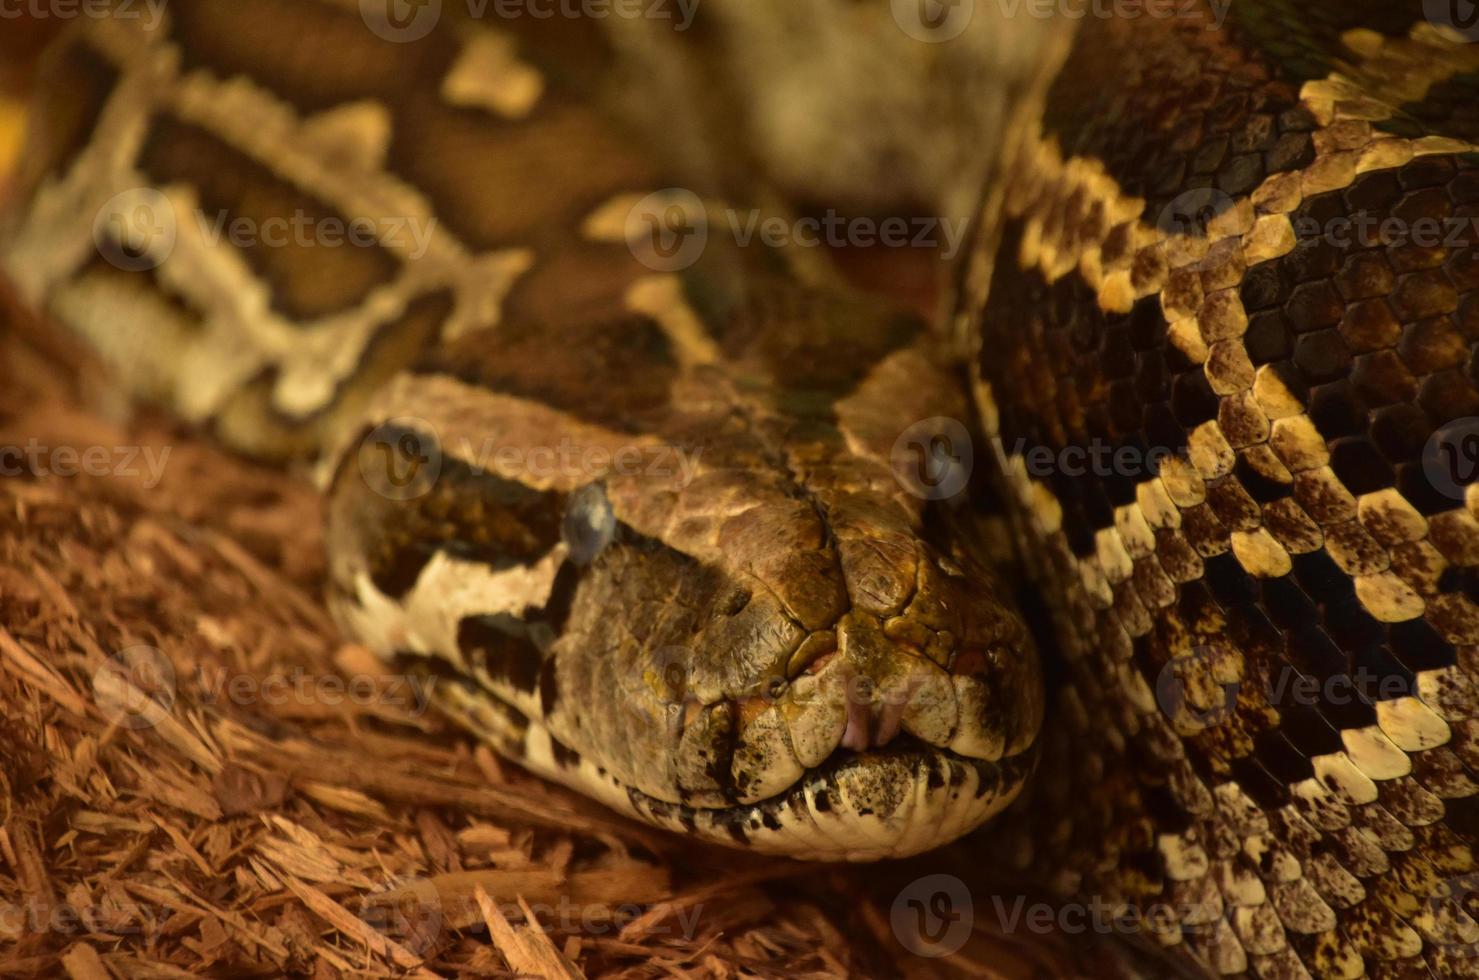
9,1,1479,975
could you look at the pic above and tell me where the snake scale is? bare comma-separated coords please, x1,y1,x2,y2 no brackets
5,1,1479,976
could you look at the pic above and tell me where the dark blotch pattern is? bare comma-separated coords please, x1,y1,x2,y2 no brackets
981,227,1195,557
1226,2,1427,86
1041,7,1313,227
139,119,399,323
15,36,118,210
1248,158,1479,514
458,613,546,696
705,277,925,413
341,425,566,598
415,316,678,433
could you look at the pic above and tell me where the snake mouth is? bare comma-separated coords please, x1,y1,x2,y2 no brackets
691,593,1045,802
599,615,1044,860
419,642,1041,861
622,735,1040,861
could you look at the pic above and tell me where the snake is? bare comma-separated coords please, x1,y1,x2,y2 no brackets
5,0,1479,975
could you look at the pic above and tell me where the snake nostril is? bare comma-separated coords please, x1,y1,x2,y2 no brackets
718,588,752,616
787,631,837,677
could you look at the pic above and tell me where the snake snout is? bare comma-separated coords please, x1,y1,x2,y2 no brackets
831,598,1043,762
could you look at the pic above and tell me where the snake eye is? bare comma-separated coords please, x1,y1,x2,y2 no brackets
562,483,616,565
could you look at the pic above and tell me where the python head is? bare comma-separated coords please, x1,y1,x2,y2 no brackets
325,286,1044,860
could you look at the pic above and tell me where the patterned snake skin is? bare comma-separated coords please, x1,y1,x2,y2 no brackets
963,2,1479,976
6,0,1479,975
